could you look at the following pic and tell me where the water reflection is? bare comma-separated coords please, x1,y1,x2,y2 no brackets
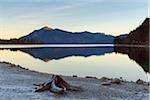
1,46,149,73
0,46,149,81
114,46,149,73
10,47,114,62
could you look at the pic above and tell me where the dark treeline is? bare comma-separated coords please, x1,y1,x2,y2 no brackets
0,38,41,44
114,18,149,45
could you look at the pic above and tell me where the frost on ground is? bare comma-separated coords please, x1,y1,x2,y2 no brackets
0,62,149,100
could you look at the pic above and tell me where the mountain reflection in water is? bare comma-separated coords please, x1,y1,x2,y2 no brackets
20,47,114,61
7,46,149,73
114,46,149,73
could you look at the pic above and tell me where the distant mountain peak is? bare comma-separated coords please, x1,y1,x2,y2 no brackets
18,26,114,44
41,26,53,30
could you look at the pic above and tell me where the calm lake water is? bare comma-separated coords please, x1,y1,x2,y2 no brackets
0,44,149,82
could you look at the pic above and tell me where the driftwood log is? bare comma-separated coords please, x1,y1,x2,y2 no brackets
34,75,81,94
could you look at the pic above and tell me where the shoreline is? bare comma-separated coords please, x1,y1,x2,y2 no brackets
0,61,149,100
0,44,149,49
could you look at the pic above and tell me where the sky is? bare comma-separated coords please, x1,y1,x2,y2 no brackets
0,0,148,39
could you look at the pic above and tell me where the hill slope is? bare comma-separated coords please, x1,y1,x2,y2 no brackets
114,18,149,45
19,27,114,44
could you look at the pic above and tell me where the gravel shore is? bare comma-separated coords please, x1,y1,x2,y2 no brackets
0,62,149,100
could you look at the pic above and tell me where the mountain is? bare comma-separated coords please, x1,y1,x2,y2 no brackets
114,18,149,45
115,34,128,39
114,34,128,43
18,26,114,44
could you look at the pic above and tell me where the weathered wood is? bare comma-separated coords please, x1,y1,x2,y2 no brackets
34,75,81,94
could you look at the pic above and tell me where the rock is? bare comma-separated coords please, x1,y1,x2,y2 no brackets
111,78,121,84
101,82,111,86
101,78,121,85
85,76,97,79
73,75,77,77
101,77,110,81
136,79,144,84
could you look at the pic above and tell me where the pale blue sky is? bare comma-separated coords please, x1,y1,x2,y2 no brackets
0,0,148,39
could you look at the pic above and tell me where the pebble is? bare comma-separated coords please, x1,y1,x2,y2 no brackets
111,78,121,84
136,79,144,84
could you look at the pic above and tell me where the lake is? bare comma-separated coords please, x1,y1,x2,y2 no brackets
0,44,149,82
